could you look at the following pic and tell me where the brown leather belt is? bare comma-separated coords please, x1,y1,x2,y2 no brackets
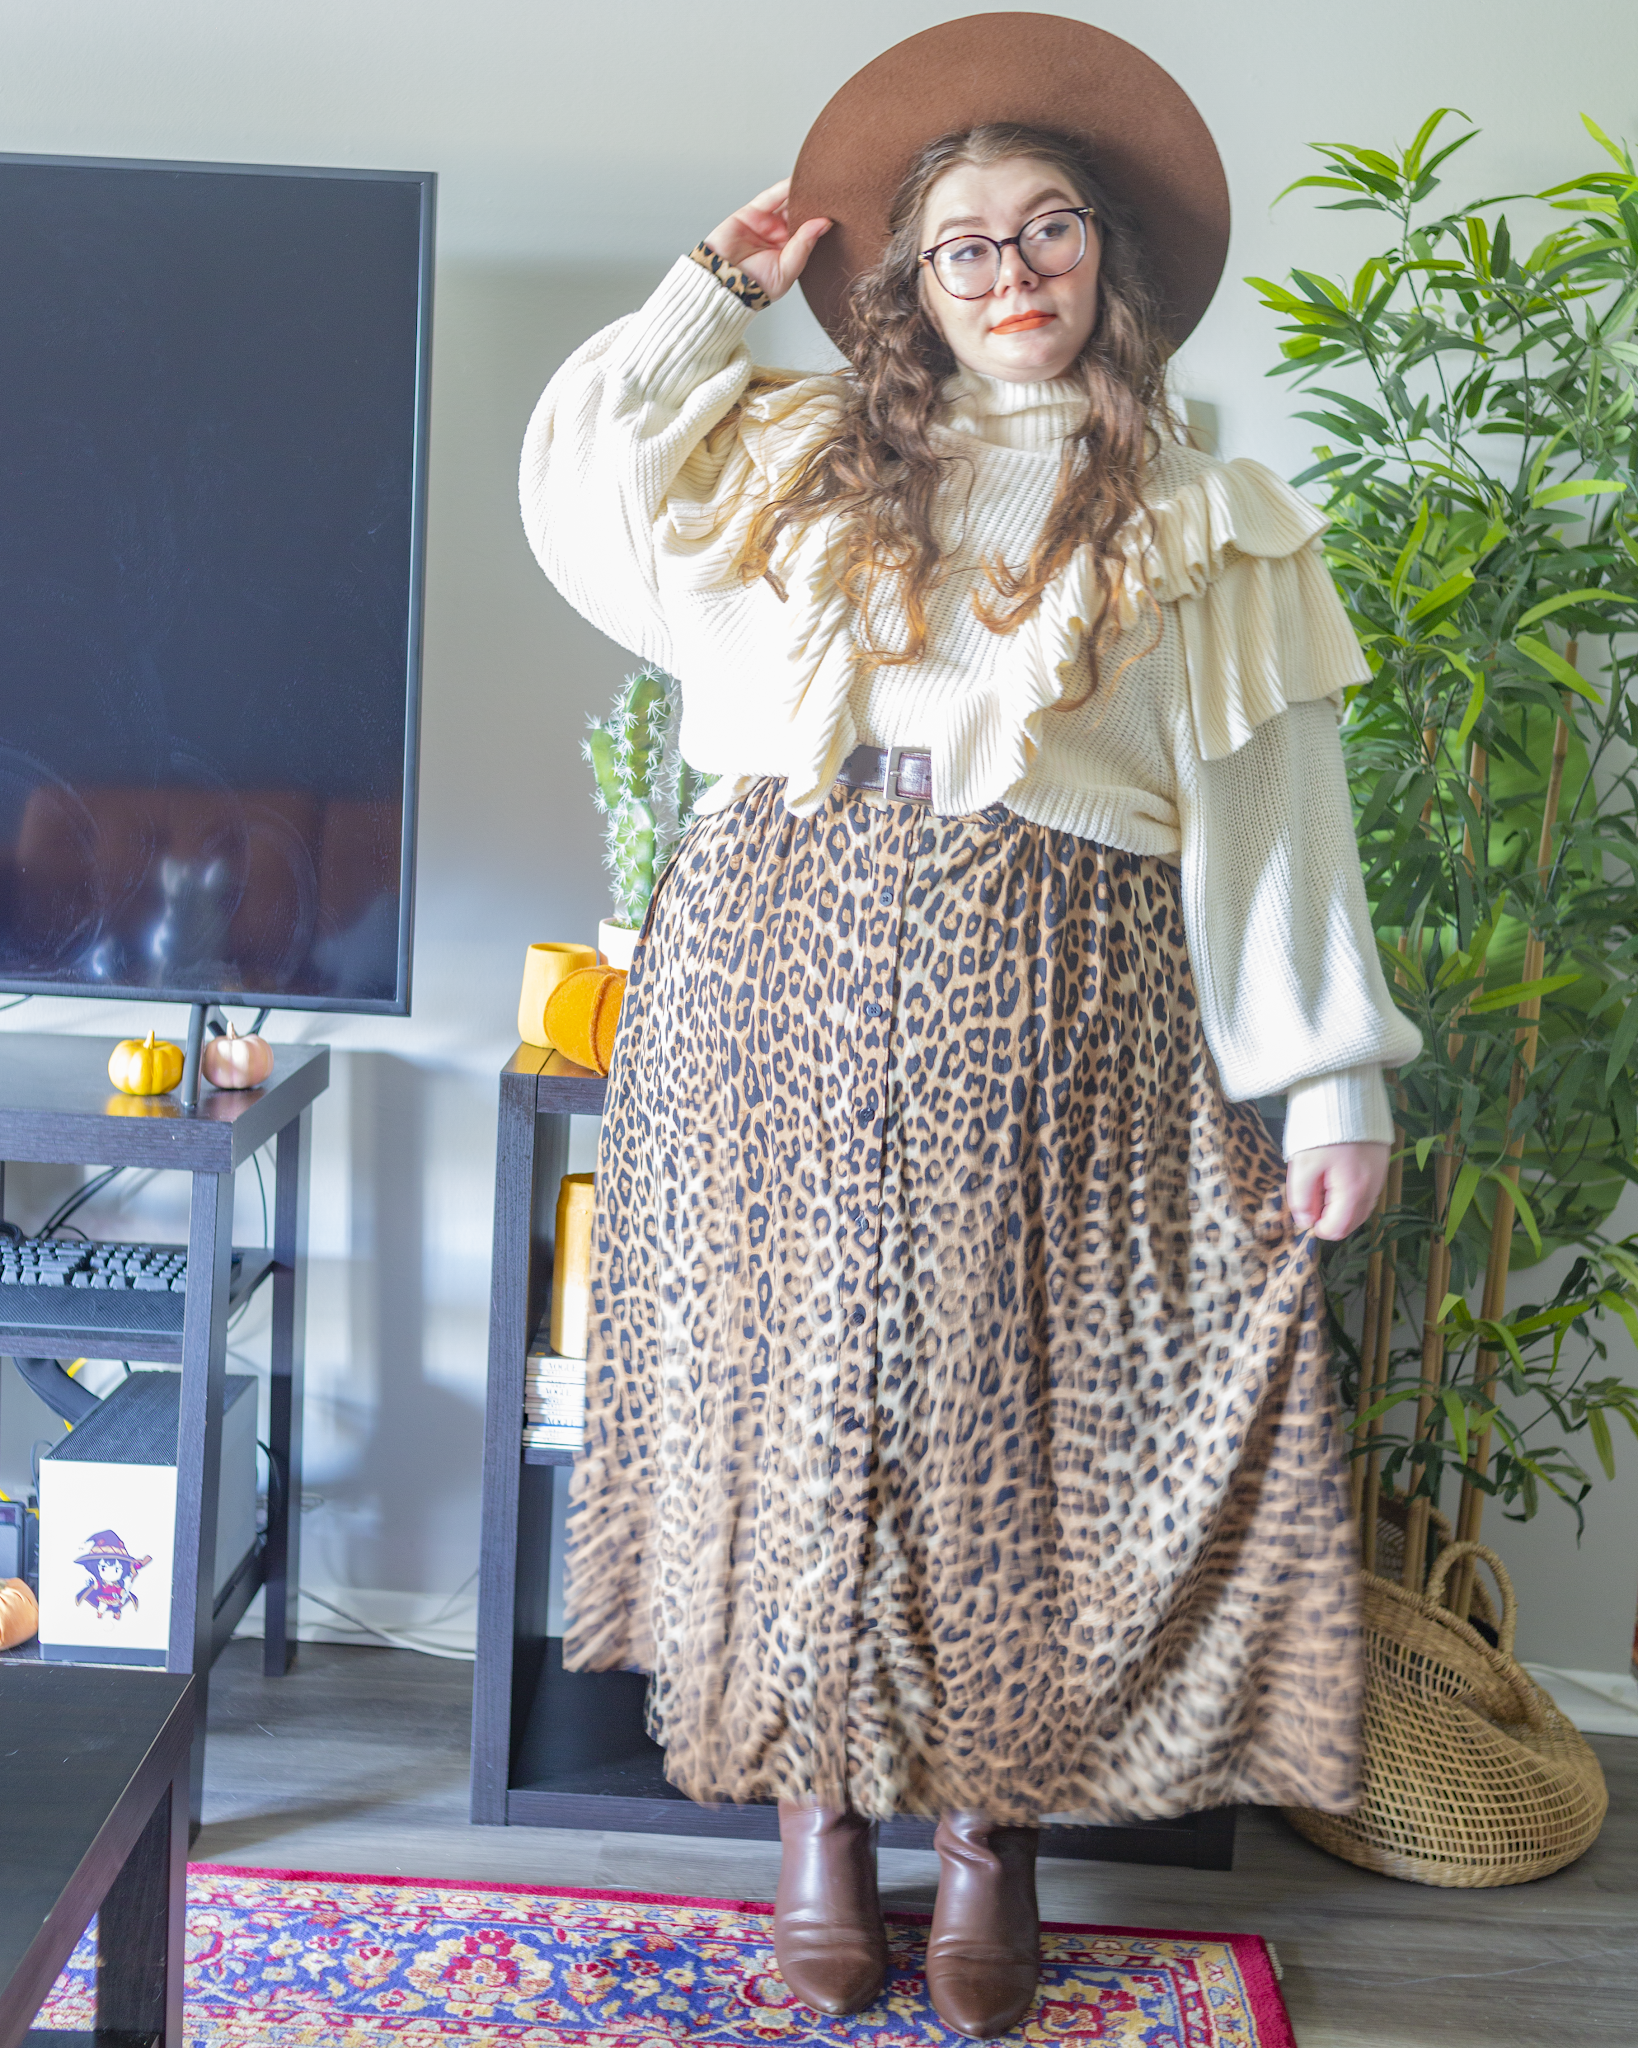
838,744,933,805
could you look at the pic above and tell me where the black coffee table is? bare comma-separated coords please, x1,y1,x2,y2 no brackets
0,1664,191,2048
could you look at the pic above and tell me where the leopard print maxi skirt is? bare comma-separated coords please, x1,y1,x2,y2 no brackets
563,779,1361,1824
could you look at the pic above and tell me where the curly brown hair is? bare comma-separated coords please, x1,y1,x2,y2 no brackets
734,124,1180,698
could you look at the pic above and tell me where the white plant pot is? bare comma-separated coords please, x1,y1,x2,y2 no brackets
597,918,639,971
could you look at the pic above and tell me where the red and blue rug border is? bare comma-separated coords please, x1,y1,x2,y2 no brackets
190,1862,1296,2048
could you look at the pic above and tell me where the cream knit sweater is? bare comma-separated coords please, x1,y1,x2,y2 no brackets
521,255,1423,1153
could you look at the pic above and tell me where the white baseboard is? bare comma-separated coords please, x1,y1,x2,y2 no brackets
229,1593,1638,1734
232,1581,476,1659
1526,1664,1638,1736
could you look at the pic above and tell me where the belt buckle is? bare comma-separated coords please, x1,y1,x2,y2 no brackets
884,745,922,804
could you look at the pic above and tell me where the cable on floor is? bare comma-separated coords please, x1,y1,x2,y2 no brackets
292,1585,476,1662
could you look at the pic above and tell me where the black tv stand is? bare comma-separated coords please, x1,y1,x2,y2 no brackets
0,1028,327,1827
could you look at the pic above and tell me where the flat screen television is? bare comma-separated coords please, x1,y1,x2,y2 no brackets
0,154,434,1015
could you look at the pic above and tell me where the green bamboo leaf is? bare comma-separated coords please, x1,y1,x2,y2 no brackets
1291,452,1364,488
1581,112,1634,170
1356,1387,1427,1427
1246,276,1312,312
1532,477,1628,507
1408,569,1475,620
1327,145,1401,178
1477,1315,1530,1375
1444,1159,1485,1241
1440,1388,1472,1464
1291,269,1351,311
1274,175,1371,202
1605,1000,1638,1092
1402,108,1469,177
1598,1288,1638,1353
1391,501,1431,602
1602,1246,1638,1292
1453,672,1486,749
1588,1405,1617,1480
1495,1171,1544,1257
1465,972,1582,1013
1513,588,1618,628
1515,635,1605,703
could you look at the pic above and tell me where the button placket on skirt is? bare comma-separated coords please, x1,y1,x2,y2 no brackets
813,794,915,1772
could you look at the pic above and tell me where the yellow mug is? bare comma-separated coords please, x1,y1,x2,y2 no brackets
518,942,598,1048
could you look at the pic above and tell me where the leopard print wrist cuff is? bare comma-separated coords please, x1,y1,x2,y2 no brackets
689,241,772,312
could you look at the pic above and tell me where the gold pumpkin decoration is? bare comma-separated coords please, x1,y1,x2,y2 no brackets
107,1029,184,1096
202,1021,275,1091
543,966,627,1077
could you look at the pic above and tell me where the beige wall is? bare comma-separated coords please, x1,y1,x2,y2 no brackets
1,0,1636,1665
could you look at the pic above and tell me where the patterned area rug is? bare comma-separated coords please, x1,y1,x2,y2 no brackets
41,1864,1295,2046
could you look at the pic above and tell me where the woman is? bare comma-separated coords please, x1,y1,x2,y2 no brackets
522,19,1419,2037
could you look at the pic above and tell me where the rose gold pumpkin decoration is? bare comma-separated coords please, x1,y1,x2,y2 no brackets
201,1021,275,1091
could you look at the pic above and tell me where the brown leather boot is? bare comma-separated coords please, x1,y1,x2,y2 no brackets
925,1812,1040,2038
773,1803,889,2016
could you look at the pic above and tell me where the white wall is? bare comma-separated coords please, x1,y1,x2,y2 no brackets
2,0,1636,1664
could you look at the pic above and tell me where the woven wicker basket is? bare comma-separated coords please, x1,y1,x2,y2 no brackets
1285,1541,1608,1887
1369,1495,1498,1633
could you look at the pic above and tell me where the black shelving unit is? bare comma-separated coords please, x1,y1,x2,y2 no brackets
470,1042,1234,1869
0,1032,325,1825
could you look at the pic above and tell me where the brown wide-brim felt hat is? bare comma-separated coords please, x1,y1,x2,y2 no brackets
789,12,1229,352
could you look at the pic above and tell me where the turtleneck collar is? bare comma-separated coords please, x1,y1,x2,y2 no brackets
939,365,1088,454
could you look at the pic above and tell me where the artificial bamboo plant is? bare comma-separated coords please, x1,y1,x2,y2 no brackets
1253,110,1638,1612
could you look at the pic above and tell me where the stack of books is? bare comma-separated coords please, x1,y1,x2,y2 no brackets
523,1335,586,1452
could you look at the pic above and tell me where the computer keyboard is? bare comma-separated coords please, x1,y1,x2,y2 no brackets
0,1237,241,1294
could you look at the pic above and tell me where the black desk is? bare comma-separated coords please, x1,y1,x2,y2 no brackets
0,1032,326,1822
0,1665,191,2048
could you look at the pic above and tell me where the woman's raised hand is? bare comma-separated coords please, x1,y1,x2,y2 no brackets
703,178,830,304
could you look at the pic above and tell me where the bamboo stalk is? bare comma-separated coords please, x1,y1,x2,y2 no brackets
1449,682,1574,1618
1401,741,1488,1592
1351,1180,1391,1526
1359,1112,1406,1576
1403,1144,1455,1591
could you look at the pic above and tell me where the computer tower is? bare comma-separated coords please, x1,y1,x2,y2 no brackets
37,1369,257,1665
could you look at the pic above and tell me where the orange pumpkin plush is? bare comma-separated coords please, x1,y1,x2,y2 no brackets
0,1577,38,1650
543,966,627,1077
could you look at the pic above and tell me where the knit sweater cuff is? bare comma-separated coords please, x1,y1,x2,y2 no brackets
620,253,761,408
1282,1063,1394,1157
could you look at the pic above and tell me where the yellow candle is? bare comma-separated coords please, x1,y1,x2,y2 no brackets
550,1173,597,1360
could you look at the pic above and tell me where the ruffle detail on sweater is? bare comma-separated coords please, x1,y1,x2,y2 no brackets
662,405,1368,813
947,453,1372,788
1125,456,1370,761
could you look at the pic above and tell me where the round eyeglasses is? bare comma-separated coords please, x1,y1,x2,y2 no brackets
920,207,1095,301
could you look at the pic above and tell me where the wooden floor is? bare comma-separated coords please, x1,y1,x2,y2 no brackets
196,1640,1637,2047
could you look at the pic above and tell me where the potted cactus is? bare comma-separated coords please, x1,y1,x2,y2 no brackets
583,666,711,967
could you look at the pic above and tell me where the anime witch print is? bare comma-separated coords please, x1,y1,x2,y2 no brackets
74,1529,152,1622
